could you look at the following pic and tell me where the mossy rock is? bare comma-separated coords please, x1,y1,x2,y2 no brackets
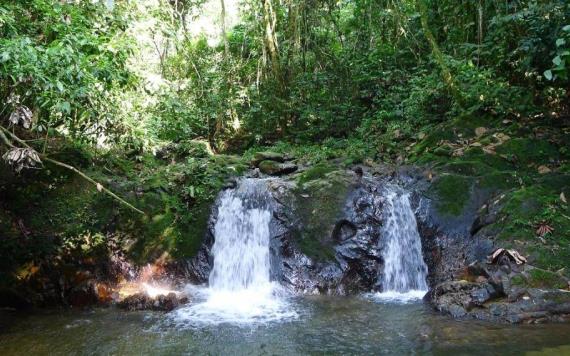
296,163,336,185
252,151,285,166
293,170,352,261
258,160,298,176
441,161,496,176
515,268,569,289
496,138,559,165
429,174,473,216
477,172,518,191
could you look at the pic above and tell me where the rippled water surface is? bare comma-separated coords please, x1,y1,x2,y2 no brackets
2,296,570,355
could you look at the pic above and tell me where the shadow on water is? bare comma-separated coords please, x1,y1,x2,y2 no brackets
2,296,570,355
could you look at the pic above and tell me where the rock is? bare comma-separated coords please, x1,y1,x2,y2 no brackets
251,151,285,167
258,160,298,176
222,178,237,190
69,281,98,307
118,292,188,312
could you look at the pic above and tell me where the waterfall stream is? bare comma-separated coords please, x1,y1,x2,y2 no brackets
375,186,429,302
172,179,296,326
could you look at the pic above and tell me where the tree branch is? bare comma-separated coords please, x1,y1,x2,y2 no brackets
0,126,145,215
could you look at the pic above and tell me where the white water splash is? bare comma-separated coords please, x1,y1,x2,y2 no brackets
374,187,428,302
171,180,297,326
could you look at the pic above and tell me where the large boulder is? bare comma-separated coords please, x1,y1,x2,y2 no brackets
258,160,298,176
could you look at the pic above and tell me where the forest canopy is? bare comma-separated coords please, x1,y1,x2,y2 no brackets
1,0,568,156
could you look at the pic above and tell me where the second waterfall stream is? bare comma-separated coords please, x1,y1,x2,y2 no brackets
374,185,429,302
172,179,297,325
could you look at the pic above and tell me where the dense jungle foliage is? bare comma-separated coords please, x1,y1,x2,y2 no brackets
0,0,569,298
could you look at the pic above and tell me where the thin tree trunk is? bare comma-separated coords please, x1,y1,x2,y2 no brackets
220,0,229,57
415,0,462,103
262,0,283,88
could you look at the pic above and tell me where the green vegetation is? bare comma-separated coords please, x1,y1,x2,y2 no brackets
0,0,569,290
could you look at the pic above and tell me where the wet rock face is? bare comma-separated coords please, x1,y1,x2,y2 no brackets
188,172,387,295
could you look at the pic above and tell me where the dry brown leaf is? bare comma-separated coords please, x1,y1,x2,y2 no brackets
2,147,42,173
537,165,551,174
489,248,527,265
8,106,33,129
475,127,488,137
536,222,554,237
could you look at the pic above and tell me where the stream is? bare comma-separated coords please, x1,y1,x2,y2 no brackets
2,299,570,355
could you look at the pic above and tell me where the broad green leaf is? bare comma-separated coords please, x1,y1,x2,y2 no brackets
556,38,566,47
61,101,71,114
552,56,562,66
544,70,553,81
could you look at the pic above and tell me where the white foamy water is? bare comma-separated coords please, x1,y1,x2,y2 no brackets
171,180,297,326
374,187,428,302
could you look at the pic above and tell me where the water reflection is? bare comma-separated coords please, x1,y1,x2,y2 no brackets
1,297,570,355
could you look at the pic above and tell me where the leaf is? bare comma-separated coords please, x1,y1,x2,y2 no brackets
561,192,567,204
536,222,554,237
552,56,562,66
556,38,566,47
563,25,570,32
61,101,71,114
537,165,551,174
96,183,103,192
544,70,553,80
56,81,64,92
475,127,487,137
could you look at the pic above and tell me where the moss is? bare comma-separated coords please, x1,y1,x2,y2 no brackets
477,172,518,191
441,161,496,176
258,160,281,174
527,269,568,289
429,174,473,216
496,138,559,165
293,170,351,261
412,127,455,156
296,163,336,185
510,275,526,286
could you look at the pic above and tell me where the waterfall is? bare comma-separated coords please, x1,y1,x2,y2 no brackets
172,179,296,325
375,186,428,302
208,189,272,291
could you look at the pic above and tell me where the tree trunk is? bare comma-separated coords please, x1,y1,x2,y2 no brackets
220,0,229,57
